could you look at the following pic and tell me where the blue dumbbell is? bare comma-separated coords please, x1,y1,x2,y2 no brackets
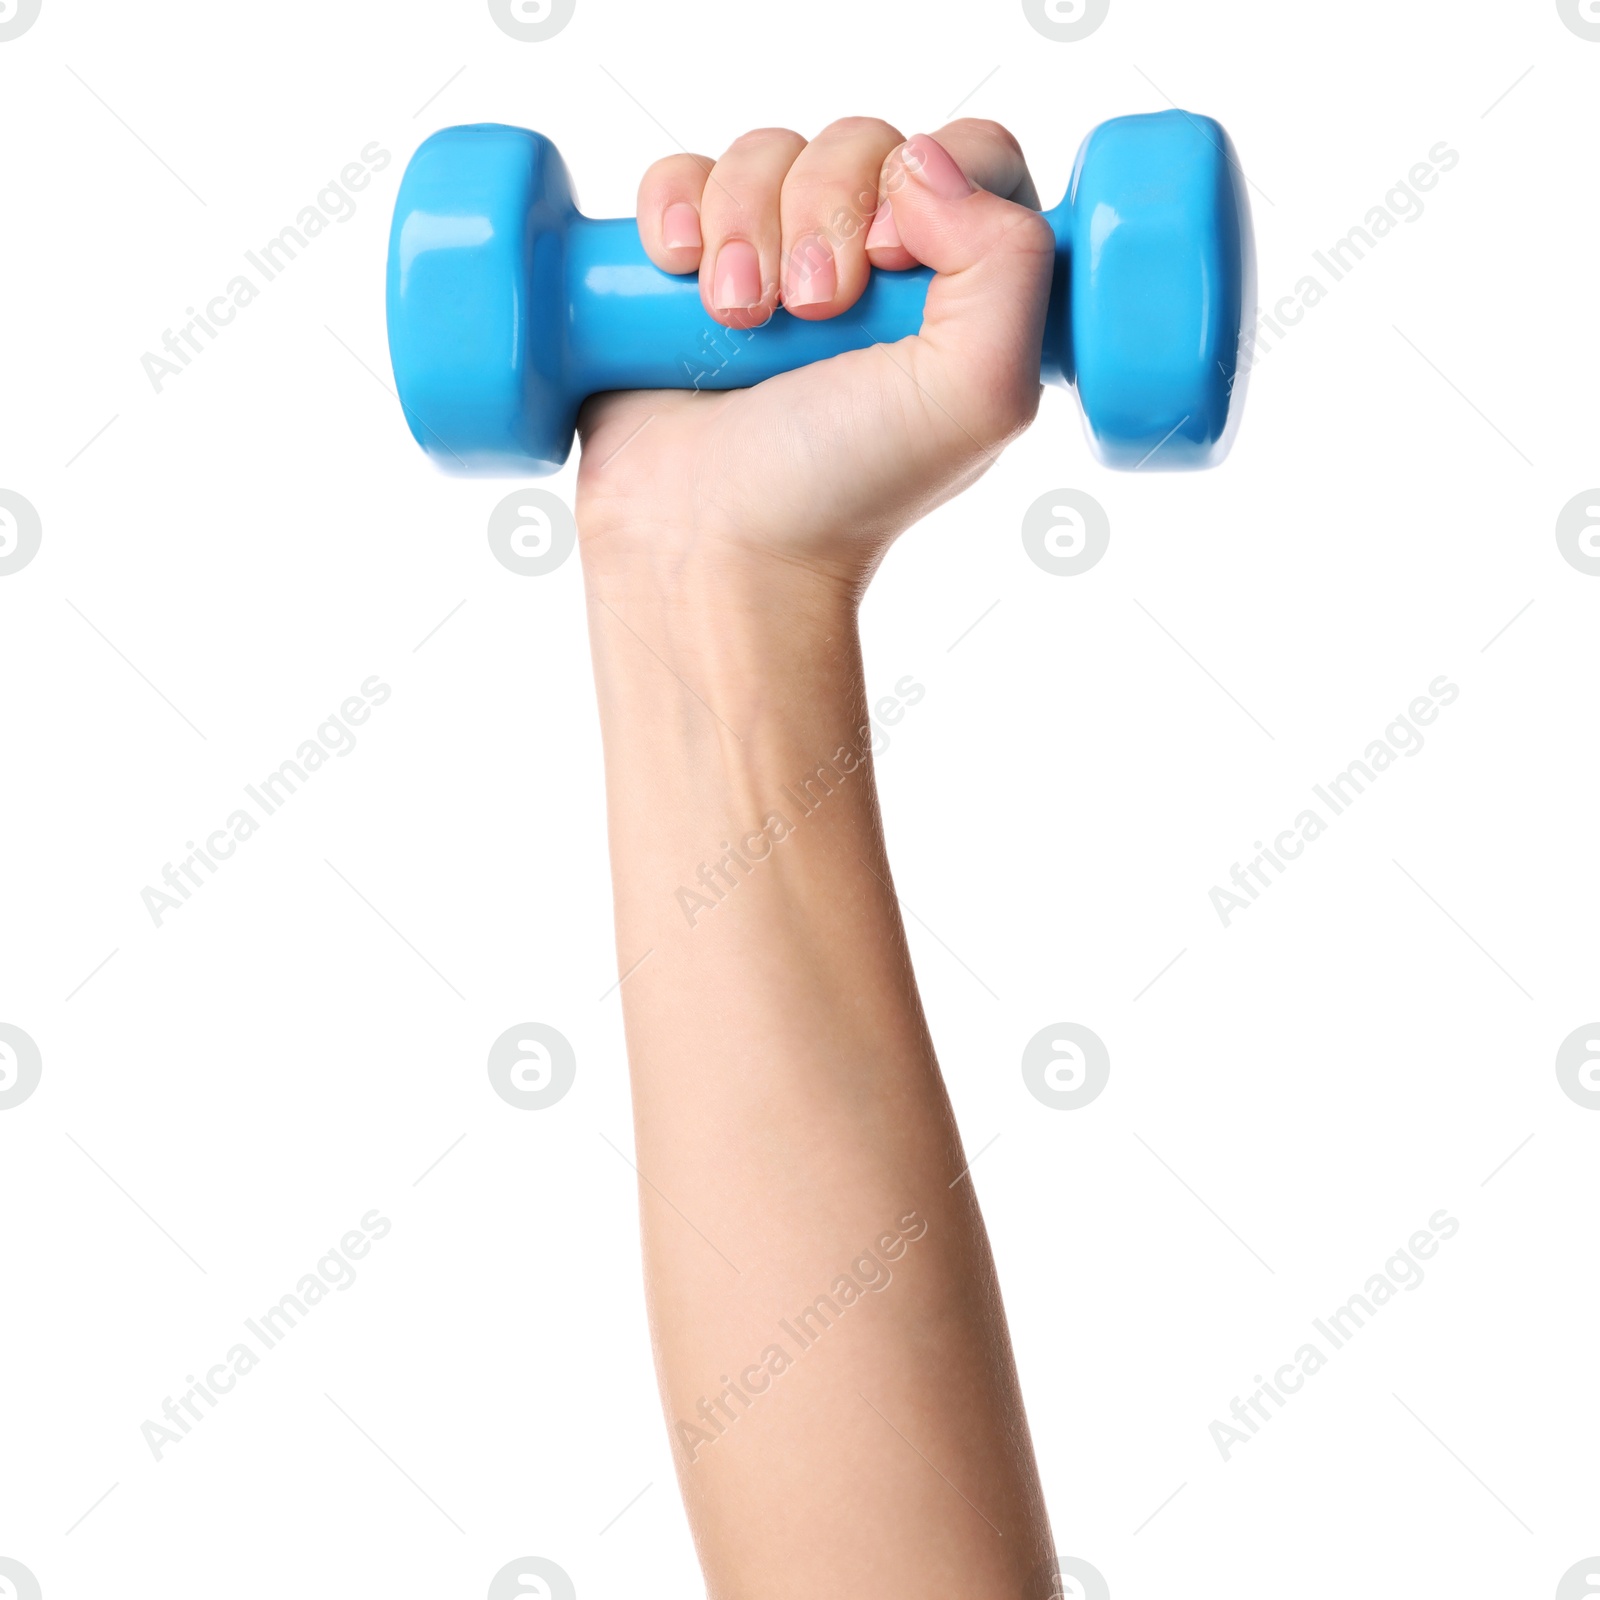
386,110,1254,475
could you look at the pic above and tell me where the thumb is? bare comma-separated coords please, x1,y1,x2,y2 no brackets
883,134,1056,453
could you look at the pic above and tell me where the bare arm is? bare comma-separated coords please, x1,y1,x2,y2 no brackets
576,119,1058,1597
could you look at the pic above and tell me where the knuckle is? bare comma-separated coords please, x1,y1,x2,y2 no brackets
639,156,680,190
724,126,805,157
945,117,1023,155
973,375,1043,451
816,115,901,146
1005,207,1058,259
641,153,706,193
1006,377,1045,434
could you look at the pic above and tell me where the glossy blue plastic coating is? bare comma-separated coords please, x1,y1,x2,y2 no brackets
386,110,1253,476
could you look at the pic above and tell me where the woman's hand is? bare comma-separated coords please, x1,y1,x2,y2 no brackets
575,118,1055,601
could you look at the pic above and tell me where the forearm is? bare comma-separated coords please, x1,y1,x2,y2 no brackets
583,549,1053,1597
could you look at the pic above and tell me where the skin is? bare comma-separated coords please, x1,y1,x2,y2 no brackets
575,119,1057,1599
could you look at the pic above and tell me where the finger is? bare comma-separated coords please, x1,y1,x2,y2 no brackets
777,116,904,318
876,133,1057,452
865,117,1041,272
697,127,807,329
637,152,715,274
925,118,1042,207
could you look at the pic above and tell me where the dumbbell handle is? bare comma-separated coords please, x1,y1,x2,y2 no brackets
562,210,1073,397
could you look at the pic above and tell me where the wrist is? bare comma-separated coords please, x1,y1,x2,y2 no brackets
578,508,863,609
580,536,877,836
580,524,861,715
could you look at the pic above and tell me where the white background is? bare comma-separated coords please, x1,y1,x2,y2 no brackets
2,2,1597,1596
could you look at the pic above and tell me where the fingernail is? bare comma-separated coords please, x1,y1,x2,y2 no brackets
712,239,762,310
662,202,701,251
785,235,837,307
865,201,900,252
902,135,973,201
